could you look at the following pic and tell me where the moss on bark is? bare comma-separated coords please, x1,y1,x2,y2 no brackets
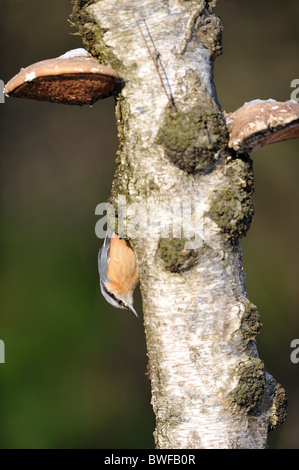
240,299,262,346
268,384,288,431
228,358,266,414
156,237,200,273
70,0,123,70
208,155,254,243
156,104,227,174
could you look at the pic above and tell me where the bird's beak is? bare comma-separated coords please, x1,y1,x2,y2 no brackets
129,306,139,318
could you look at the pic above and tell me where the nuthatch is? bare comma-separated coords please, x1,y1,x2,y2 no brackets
98,227,139,317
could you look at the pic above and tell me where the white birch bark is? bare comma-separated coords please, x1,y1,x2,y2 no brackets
71,0,287,448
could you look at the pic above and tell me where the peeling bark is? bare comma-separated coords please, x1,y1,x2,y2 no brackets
71,0,287,448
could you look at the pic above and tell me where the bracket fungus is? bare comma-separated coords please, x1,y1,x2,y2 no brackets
5,48,119,106
226,99,299,153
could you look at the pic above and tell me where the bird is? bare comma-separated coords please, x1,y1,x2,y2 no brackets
98,226,139,317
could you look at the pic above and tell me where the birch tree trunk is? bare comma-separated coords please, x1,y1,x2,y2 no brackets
71,0,287,448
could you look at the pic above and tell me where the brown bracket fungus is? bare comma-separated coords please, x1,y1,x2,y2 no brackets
5,48,119,106
226,99,299,153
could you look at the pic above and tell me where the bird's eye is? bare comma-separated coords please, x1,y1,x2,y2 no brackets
117,299,128,309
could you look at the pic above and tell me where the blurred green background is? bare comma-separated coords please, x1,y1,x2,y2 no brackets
0,0,298,449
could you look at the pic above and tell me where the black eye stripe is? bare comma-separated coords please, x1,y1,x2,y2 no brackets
101,282,129,310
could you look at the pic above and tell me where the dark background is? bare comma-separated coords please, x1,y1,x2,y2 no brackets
0,0,298,449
